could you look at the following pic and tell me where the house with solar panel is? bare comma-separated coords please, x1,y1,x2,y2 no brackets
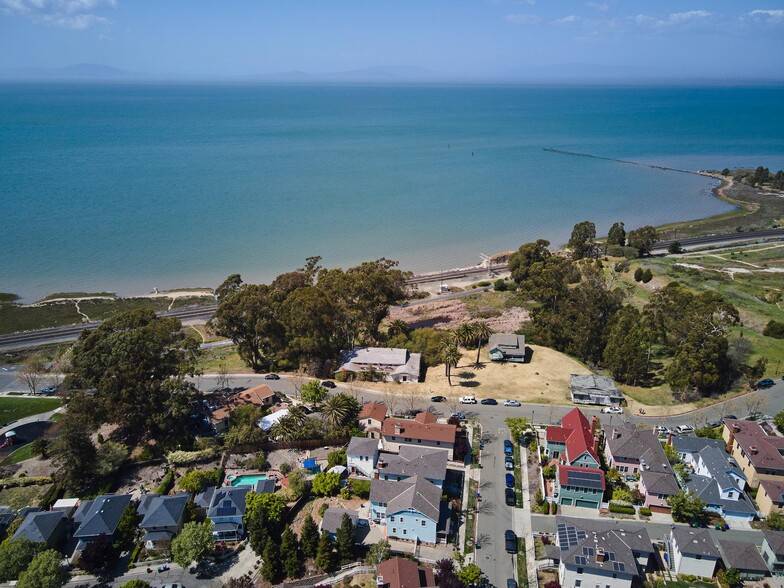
665,527,721,579
206,486,249,542
554,516,654,588
546,408,606,509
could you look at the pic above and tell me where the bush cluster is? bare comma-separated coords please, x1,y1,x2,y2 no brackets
608,503,635,515
166,448,219,465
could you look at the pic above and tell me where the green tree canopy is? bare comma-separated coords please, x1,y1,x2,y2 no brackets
300,380,328,407
602,305,649,385
335,513,356,564
315,532,337,572
568,220,597,260
457,563,486,588
17,549,66,588
299,514,320,558
66,309,199,441
667,490,706,523
508,239,552,283
627,225,659,256
50,411,97,496
0,539,43,582
171,521,215,568
178,469,222,493
311,472,341,497
365,539,391,565
606,222,626,248
261,539,282,583
281,526,302,579
505,417,531,444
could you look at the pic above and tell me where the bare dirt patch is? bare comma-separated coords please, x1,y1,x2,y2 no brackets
389,297,529,332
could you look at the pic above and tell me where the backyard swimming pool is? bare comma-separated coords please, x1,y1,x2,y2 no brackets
229,474,269,487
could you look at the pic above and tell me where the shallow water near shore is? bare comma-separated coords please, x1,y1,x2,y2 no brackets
2,83,783,302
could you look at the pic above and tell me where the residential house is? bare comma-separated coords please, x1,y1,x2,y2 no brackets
347,436,380,478
73,494,133,548
381,412,458,460
320,507,358,540
605,425,679,512
137,493,189,550
358,402,388,438
671,435,726,466
546,409,605,509
260,407,289,432
377,445,449,489
370,475,447,544
194,486,216,512
0,506,16,537
666,527,720,579
487,333,527,362
13,511,68,549
717,540,769,580
376,557,436,588
723,419,784,488
685,446,756,522
570,374,624,407
761,530,784,575
51,498,80,518
553,516,654,588
757,479,784,517
206,486,249,542
336,347,422,383
210,385,276,433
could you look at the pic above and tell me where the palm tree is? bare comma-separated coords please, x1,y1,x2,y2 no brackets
321,393,359,429
452,323,476,349
472,321,493,365
286,405,308,429
270,415,299,441
387,320,410,338
441,342,462,387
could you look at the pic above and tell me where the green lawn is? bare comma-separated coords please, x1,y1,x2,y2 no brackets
0,485,52,510
666,581,716,588
1,442,37,465
0,397,61,425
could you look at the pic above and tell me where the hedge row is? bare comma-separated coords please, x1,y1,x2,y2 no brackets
639,507,652,517
608,504,635,515
0,476,52,488
166,447,218,465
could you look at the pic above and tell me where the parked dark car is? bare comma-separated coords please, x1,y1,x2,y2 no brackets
321,381,336,388
758,378,775,389
264,374,280,380
480,398,498,405
507,580,518,588
505,529,518,552
506,473,515,488
504,440,514,455
431,396,446,402
505,488,516,506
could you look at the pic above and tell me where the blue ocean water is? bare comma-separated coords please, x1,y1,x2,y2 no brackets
1,83,783,302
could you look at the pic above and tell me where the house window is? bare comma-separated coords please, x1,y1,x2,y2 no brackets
418,439,422,444
421,520,426,527
437,441,441,446
403,529,407,535
577,568,583,575
405,438,412,442
392,528,396,534
728,492,734,498
389,516,394,522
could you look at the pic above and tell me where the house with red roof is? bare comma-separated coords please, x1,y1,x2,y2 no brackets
358,401,388,439
546,408,605,509
381,412,458,460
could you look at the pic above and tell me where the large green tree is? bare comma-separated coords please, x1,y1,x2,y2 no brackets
606,222,626,248
626,225,659,257
667,490,706,523
321,393,360,430
50,412,97,495
281,526,302,578
568,220,597,260
315,532,337,572
335,513,356,564
602,305,649,385
508,239,552,283
0,539,43,582
261,540,282,583
67,309,199,441
171,521,215,568
299,514,320,558
17,550,66,588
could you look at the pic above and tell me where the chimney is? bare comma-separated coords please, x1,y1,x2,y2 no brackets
667,433,673,446
596,548,606,562
593,436,600,457
614,430,622,440
395,423,402,435
751,446,759,454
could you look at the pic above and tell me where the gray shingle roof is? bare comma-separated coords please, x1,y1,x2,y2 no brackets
194,486,216,510
671,527,720,558
640,471,680,496
556,516,650,576
763,530,784,556
717,540,768,572
143,530,175,543
348,436,379,457
380,446,448,482
371,476,441,522
207,487,249,519
320,507,358,535
13,511,66,544
488,333,526,355
571,374,623,399
137,493,189,530
672,436,725,454
73,494,132,539
684,475,756,515
556,516,655,555
695,446,745,491
607,425,661,461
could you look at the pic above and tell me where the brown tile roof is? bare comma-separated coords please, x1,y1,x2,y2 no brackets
210,385,275,422
359,402,388,422
760,479,784,506
415,412,437,424
382,416,457,444
725,419,784,472
377,557,435,588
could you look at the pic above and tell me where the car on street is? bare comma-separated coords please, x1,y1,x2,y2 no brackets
480,398,498,405
654,425,670,435
601,406,623,414
451,412,466,420
758,378,776,389
505,457,514,470
724,415,738,421
505,529,518,553
504,399,521,407
504,440,514,455
675,425,695,435
431,395,446,402
264,374,280,380
321,381,336,388
40,386,58,394
459,395,477,404
507,580,518,588
706,419,722,428
506,473,515,488
505,488,516,506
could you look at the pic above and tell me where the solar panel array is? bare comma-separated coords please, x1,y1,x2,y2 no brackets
566,469,604,489
557,523,587,549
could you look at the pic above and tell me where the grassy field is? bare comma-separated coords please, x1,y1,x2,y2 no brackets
39,292,115,301
0,344,71,366
0,397,61,424
0,301,83,334
0,484,52,510
195,344,252,373
1,442,37,465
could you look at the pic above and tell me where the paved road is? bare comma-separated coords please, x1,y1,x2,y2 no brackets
652,228,784,253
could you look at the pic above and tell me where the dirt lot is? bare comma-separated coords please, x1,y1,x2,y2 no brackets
389,296,529,333
289,495,365,534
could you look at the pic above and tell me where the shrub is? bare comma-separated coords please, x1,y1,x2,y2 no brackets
639,507,652,517
0,476,51,488
608,504,635,515
633,268,643,282
155,470,174,496
311,472,341,497
551,502,557,515
318,503,329,517
166,448,218,465
764,320,784,339
178,468,222,493
641,269,653,283
279,463,292,476
494,279,507,292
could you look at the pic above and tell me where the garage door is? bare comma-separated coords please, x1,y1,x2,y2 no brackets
561,498,573,506
576,499,598,509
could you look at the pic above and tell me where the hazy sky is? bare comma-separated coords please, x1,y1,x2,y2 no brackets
1,0,783,79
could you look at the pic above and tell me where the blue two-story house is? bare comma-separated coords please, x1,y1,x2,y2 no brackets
370,475,446,544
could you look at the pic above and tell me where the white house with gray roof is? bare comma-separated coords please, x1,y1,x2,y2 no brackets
666,527,721,578
761,530,784,575
336,347,421,383
377,446,448,488
347,436,380,479
685,446,755,521
554,516,654,588
370,475,446,544
570,374,624,407
73,494,132,549
207,486,249,542
671,436,726,466
137,493,190,549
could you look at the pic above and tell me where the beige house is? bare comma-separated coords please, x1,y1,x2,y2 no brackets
358,402,387,439
381,412,458,460
758,479,784,517
723,419,784,488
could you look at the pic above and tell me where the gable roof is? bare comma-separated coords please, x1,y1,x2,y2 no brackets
640,471,680,497
695,446,745,490
207,486,249,519
718,540,769,573
725,418,784,472
685,476,756,515
343,347,408,366
607,425,664,462
760,479,784,507
672,436,725,454
671,527,720,558
488,333,526,354
13,511,65,544
546,426,571,444
73,494,132,539
381,446,448,481
558,408,598,463
382,416,457,445
370,476,441,522
195,486,216,510
377,556,435,588
763,530,784,556
359,402,388,422
137,493,189,530
558,465,605,490
348,436,380,457
210,385,275,422
320,507,358,535
556,516,654,555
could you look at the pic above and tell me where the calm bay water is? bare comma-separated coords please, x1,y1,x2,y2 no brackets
1,83,783,302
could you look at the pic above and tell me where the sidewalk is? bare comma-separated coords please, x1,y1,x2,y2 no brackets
515,447,538,588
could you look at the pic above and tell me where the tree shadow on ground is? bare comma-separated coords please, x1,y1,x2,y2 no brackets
459,381,480,387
